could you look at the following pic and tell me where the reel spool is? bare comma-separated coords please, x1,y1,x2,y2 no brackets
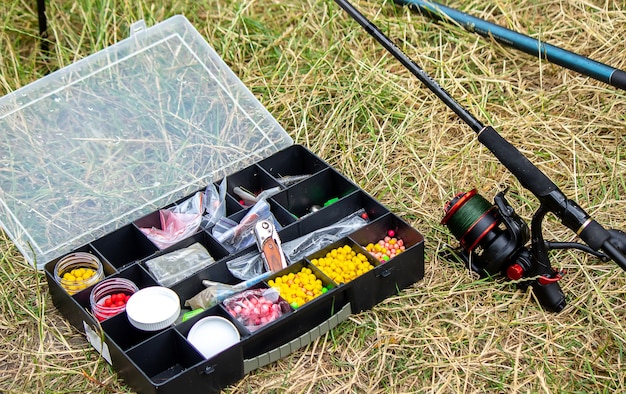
441,189,530,277
441,189,499,252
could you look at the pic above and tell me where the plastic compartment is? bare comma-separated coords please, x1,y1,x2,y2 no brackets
125,329,243,393
347,214,425,312
170,251,244,307
267,260,336,309
177,304,247,356
131,194,204,251
238,275,348,359
133,187,245,241
209,199,293,256
100,311,157,351
308,237,382,313
91,224,159,268
306,238,379,286
141,232,226,288
271,168,359,219
221,285,292,333
226,165,282,207
258,144,328,184
350,213,423,263
294,190,387,236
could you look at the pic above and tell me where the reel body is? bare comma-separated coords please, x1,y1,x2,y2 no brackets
442,189,567,312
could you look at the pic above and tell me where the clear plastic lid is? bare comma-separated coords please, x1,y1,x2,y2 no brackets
0,16,292,268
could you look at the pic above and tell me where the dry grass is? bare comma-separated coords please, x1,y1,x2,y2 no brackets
1,0,625,392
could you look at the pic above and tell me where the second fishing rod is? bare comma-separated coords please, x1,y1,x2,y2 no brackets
333,0,626,312
394,0,626,91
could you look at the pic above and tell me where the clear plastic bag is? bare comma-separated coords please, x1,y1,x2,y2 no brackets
212,199,281,254
233,186,281,207
183,271,272,310
222,288,290,332
282,208,370,262
226,253,266,280
226,209,370,280
144,242,215,287
139,191,204,250
201,178,227,229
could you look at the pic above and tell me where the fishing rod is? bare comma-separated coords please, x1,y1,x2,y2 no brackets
333,0,626,312
393,0,626,91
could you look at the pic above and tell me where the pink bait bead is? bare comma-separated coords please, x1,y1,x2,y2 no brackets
387,230,395,237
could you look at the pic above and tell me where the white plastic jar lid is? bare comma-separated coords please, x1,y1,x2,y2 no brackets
187,316,240,359
125,286,181,331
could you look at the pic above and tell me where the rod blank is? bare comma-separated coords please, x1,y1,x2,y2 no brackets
394,0,626,91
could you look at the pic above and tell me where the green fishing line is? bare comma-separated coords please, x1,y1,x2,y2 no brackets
445,193,493,239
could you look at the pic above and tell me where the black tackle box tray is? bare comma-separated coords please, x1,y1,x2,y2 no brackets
43,144,424,394
0,15,424,394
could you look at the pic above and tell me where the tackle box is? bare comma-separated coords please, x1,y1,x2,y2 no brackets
0,15,424,393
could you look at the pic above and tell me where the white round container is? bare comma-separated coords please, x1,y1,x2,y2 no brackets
125,286,180,331
187,316,241,359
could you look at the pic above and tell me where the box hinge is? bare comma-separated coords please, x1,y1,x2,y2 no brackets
129,20,147,36
376,267,393,278
197,363,216,375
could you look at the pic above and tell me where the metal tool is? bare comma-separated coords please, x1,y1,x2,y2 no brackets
254,220,287,273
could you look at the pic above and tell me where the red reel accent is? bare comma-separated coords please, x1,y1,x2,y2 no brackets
538,270,565,285
441,189,477,224
506,263,524,280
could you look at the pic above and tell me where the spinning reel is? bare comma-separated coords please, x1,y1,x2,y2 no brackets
442,188,626,311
